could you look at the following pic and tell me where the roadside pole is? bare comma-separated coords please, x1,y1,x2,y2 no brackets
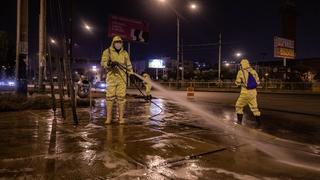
283,58,287,80
47,42,56,113
57,58,66,119
218,33,222,84
181,39,184,81
89,83,92,121
176,16,180,81
38,0,46,92
15,0,28,96
66,0,78,125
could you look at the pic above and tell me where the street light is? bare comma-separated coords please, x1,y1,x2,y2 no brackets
189,3,197,10
81,21,105,54
236,52,242,58
155,0,199,81
83,23,92,32
50,38,56,45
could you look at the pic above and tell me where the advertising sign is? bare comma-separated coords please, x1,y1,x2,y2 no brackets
274,36,295,59
149,59,165,69
108,15,149,43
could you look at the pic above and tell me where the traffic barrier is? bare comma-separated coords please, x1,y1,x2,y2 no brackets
187,86,195,97
312,82,320,92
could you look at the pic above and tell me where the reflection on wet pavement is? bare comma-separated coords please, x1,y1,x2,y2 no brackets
0,98,319,179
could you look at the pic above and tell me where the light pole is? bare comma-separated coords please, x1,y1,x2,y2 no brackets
156,0,198,81
49,38,66,119
176,15,180,81
181,3,198,81
15,0,28,96
82,22,104,55
38,0,46,92
82,22,105,84
48,38,57,113
218,33,222,82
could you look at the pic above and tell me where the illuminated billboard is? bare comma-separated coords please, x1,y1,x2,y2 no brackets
274,36,295,59
148,59,165,69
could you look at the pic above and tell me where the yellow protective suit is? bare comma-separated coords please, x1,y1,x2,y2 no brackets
143,73,152,96
235,59,261,117
101,36,133,124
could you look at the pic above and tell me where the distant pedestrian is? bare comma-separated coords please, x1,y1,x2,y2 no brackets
142,72,152,101
235,59,261,127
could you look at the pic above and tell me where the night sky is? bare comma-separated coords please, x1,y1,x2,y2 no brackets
1,0,320,66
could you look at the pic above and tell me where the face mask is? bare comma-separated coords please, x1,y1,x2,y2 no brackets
114,42,122,50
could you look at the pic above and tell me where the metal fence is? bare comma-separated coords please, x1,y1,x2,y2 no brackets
1,81,320,93
129,81,320,92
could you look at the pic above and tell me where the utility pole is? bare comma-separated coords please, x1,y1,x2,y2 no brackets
15,0,28,96
218,33,222,82
66,0,78,125
38,0,46,92
58,57,66,119
283,58,287,80
47,42,56,113
181,38,184,81
176,16,180,81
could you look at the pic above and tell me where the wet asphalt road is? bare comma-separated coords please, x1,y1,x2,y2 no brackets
149,90,320,144
0,92,320,179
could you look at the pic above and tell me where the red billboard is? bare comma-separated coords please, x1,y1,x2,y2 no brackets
107,15,149,43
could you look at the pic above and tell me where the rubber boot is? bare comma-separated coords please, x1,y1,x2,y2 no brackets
105,101,113,125
236,114,243,125
255,116,261,128
118,103,125,124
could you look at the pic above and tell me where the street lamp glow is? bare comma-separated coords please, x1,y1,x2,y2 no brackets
190,3,197,10
50,38,56,44
157,0,167,3
236,52,242,57
84,23,92,32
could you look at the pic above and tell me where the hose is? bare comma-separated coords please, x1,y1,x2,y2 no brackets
109,63,164,121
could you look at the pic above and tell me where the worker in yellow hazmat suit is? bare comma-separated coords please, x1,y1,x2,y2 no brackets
235,59,261,127
142,72,152,100
101,36,133,124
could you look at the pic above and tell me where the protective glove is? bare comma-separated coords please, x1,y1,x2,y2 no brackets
107,61,119,69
